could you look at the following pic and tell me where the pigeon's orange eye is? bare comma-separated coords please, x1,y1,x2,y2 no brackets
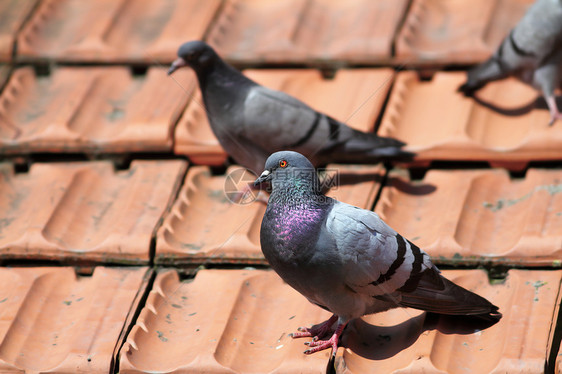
279,160,288,168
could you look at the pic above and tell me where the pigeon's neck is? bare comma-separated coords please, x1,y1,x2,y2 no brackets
195,59,255,97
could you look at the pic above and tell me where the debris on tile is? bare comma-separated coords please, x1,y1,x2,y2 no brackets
120,268,562,373
375,168,562,265
378,71,562,168
0,160,186,263
395,0,533,64
0,266,150,373
0,67,195,153
174,68,395,165
119,269,332,373
155,164,383,265
207,0,408,64
17,0,222,63
0,0,38,62
338,269,561,373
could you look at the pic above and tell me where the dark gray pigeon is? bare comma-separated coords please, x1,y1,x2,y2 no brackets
254,151,501,357
459,0,562,125
168,41,414,174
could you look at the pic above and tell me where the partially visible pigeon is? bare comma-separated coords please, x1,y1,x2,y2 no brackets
168,41,413,174
459,0,562,125
254,151,501,357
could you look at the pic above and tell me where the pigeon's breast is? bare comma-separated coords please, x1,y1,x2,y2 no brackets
261,203,326,264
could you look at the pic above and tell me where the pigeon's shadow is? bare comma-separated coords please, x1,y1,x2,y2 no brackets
339,312,499,360
385,176,436,196
470,93,562,117
321,171,437,196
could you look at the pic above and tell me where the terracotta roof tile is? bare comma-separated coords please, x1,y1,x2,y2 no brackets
155,164,383,265
376,168,562,266
0,67,194,153
16,0,221,63
0,0,38,62
0,266,150,373
378,71,562,168
395,0,533,65
0,160,186,263
207,0,408,65
174,68,395,165
119,268,562,373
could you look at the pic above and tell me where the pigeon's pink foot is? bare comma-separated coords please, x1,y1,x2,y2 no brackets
303,321,347,357
290,314,337,339
545,95,562,126
548,111,562,126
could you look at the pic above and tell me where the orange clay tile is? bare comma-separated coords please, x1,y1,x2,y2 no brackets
395,0,533,65
206,0,408,65
119,268,562,373
0,266,150,373
375,168,562,266
0,0,38,62
0,66,195,154
174,68,395,165
0,160,186,264
16,0,221,63
155,164,383,265
378,71,562,168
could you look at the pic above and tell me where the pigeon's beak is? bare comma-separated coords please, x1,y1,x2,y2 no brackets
254,170,271,186
168,57,188,75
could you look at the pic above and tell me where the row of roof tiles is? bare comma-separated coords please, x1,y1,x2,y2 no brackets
1,67,561,168
1,159,560,267
0,266,560,372
0,0,535,65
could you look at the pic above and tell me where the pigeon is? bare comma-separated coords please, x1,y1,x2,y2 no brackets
458,0,562,126
254,151,501,357
168,41,413,174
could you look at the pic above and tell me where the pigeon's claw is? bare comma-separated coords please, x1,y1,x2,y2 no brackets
303,332,340,356
290,314,338,340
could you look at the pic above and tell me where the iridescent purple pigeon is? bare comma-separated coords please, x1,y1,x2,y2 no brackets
255,151,501,358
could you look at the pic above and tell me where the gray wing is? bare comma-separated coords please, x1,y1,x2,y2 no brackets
241,86,351,153
325,202,500,319
324,202,432,298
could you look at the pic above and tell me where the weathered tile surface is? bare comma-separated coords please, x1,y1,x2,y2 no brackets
0,67,194,153
119,268,562,373
174,68,395,165
17,0,221,63
378,71,562,168
155,164,383,265
395,0,533,64
0,266,150,373
0,0,38,62
376,168,562,266
0,160,186,263
207,0,408,64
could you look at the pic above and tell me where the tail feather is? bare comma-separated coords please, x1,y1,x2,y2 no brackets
397,266,501,322
333,130,415,163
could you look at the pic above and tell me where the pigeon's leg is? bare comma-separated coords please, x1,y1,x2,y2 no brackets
533,58,562,126
290,314,338,340
303,320,347,357
545,95,562,126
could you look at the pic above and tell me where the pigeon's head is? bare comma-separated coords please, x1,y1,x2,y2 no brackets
254,151,320,193
168,41,218,75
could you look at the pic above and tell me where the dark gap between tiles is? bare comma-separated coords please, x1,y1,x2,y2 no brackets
546,287,562,374
390,0,414,59
112,268,157,374
148,161,190,266
373,77,395,134
9,0,43,63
